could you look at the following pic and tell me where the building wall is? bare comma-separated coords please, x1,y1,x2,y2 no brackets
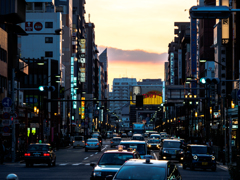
20,13,62,65
0,28,8,78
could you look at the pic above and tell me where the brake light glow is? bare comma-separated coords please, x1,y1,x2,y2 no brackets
111,142,113,143
43,153,50,156
97,143,99,145
24,153,30,156
86,143,88,146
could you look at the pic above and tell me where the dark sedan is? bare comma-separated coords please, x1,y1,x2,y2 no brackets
24,143,56,167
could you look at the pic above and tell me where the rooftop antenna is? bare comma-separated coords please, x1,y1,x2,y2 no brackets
88,14,90,23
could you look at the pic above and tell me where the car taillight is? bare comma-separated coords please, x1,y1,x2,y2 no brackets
100,140,102,143
24,153,30,156
111,142,113,143
43,153,50,156
97,143,99,145
85,143,88,146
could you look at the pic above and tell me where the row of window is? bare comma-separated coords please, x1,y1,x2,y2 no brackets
0,48,7,62
0,76,7,89
23,74,48,85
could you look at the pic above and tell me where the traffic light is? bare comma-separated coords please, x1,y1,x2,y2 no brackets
39,86,55,92
199,77,220,84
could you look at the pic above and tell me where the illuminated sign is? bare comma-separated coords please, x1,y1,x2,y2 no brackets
130,90,162,105
81,97,85,120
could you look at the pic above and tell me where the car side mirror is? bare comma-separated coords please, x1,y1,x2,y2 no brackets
90,162,96,167
105,175,113,180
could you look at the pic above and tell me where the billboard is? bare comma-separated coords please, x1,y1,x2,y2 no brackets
130,86,162,105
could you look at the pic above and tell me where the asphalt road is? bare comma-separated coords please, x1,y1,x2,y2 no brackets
0,138,231,180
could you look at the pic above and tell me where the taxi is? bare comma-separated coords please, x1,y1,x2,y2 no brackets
107,159,182,180
147,138,161,152
90,145,141,180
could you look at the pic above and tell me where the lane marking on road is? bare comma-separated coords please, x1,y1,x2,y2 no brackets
84,157,88,159
95,152,98,154
153,153,158,160
218,165,228,171
72,163,81,166
85,163,90,165
59,163,68,166
90,154,94,156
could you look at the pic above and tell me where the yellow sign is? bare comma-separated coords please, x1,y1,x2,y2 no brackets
130,90,162,105
81,97,85,119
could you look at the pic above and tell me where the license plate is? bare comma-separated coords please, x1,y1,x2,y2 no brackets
77,144,80,146
202,162,208,165
91,144,94,146
171,156,176,158
34,154,40,157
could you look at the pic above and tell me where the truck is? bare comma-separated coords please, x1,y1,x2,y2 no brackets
132,122,145,135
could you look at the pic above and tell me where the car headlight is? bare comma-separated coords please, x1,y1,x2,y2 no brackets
93,172,101,176
163,150,168,153
157,145,160,148
212,156,215,161
193,155,198,160
148,145,151,147
179,150,184,154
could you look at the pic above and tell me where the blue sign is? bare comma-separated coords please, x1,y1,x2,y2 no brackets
3,126,10,133
2,97,12,107
3,112,10,119
237,90,240,100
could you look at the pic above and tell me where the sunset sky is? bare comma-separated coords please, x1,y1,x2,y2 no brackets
85,0,197,90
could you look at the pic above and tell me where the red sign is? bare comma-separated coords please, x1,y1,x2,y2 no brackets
25,22,33,31
34,22,43,31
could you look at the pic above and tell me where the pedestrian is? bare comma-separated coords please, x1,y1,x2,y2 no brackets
0,139,6,164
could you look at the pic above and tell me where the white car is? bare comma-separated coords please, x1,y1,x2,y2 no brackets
73,136,85,148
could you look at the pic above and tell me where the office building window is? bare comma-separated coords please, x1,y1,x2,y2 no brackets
45,51,53,57
0,48,7,62
45,22,53,28
45,37,53,43
34,2,43,10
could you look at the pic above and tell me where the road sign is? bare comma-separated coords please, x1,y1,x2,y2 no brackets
2,133,11,136
3,126,10,133
3,107,11,112
3,112,10,119
2,97,12,107
2,119,10,126
237,90,240,100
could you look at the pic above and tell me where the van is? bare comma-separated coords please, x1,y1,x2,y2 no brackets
73,136,85,148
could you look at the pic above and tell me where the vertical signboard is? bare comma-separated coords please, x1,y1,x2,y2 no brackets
81,97,85,120
78,39,86,83
170,52,174,85
191,18,197,76
178,49,182,79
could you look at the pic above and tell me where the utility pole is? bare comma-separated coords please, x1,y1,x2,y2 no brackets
11,69,16,162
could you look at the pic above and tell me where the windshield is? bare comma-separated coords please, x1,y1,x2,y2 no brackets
120,143,146,155
148,139,160,143
163,141,180,148
74,137,83,141
28,145,49,151
191,147,208,154
116,165,166,180
150,135,160,139
87,139,98,142
132,136,144,140
98,153,134,165
113,138,121,141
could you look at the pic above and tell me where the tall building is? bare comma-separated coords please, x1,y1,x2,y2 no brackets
110,78,137,112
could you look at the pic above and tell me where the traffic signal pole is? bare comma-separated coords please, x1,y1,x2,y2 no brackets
11,69,16,162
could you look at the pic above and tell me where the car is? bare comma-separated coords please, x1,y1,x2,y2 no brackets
92,134,103,145
110,137,122,148
24,143,56,167
148,131,158,137
127,131,133,137
144,132,149,138
131,134,144,141
121,133,127,138
107,159,182,180
149,133,161,139
112,133,118,138
72,136,85,148
90,146,141,180
120,140,147,158
85,138,101,152
159,139,184,162
182,144,216,171
147,138,161,152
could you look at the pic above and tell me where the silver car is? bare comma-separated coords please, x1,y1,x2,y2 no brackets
110,137,122,148
85,138,101,152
